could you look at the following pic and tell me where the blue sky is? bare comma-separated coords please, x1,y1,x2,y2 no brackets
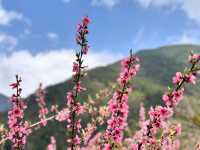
0,0,200,96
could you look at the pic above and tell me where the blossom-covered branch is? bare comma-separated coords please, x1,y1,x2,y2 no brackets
82,84,116,147
35,83,49,127
103,50,140,149
8,75,32,149
66,16,90,150
132,53,200,150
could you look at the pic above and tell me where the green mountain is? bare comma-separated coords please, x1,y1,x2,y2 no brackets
2,44,200,150
0,94,9,112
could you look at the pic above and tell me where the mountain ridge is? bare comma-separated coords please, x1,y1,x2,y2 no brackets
0,94,9,112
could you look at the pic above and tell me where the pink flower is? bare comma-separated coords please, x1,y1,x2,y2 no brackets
51,105,58,112
8,75,31,148
121,58,130,68
12,107,23,118
108,99,117,113
74,82,86,93
83,45,89,55
162,93,170,106
76,16,90,55
82,16,90,26
174,140,180,150
134,64,140,72
35,84,49,127
82,132,102,149
67,17,90,148
67,92,74,106
127,53,200,149
158,106,173,119
131,144,138,150
47,136,56,150
55,108,70,122
185,73,196,84
148,106,173,131
171,88,184,106
175,124,182,135
74,102,85,115
103,143,111,150
139,103,146,128
9,83,18,89
73,62,79,74
40,119,47,126
72,135,81,145
189,53,200,63
105,53,140,147
172,72,183,84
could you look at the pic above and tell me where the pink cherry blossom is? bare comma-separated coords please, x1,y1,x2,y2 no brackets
66,16,91,149
7,75,31,148
104,52,140,148
172,72,183,84
35,83,49,127
189,53,200,63
185,73,197,84
82,16,90,26
73,62,80,74
47,136,56,150
175,124,182,135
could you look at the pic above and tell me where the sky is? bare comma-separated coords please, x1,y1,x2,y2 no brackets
0,0,200,97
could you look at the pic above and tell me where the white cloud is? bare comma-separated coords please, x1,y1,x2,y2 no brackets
177,34,199,44
91,0,120,8
135,0,200,25
90,0,200,24
0,33,18,50
0,49,122,97
161,29,200,45
135,0,181,8
174,30,200,44
47,32,58,40
182,0,200,25
0,2,24,26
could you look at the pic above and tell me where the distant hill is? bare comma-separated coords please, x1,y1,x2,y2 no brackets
2,44,200,149
0,94,9,112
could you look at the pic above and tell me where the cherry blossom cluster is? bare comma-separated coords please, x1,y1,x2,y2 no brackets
76,16,90,55
130,52,200,150
81,133,102,150
103,52,140,149
81,87,114,146
35,83,49,126
66,16,90,149
8,75,32,149
159,124,181,150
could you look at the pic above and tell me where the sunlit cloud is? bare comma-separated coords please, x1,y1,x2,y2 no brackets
0,49,123,97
